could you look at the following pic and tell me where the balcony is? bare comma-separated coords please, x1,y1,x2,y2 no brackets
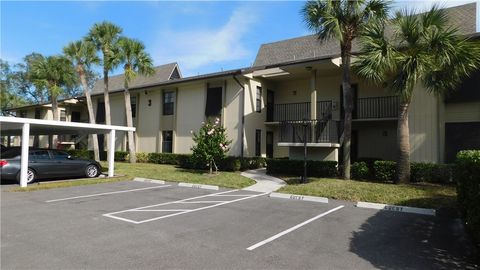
267,96,399,122
269,101,333,122
354,96,399,119
278,120,339,146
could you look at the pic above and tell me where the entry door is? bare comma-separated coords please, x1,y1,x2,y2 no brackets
340,84,358,119
267,90,274,122
266,131,274,158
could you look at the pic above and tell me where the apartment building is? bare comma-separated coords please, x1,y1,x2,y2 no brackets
5,3,479,164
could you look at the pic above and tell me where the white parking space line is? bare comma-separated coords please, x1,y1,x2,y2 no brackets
46,185,172,203
246,205,345,251
103,190,268,224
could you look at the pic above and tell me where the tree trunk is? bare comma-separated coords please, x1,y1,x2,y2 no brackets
103,68,112,153
78,66,100,162
51,94,59,149
396,100,411,184
123,85,136,163
341,44,353,180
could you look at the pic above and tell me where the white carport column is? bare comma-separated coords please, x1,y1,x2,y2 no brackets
108,129,115,177
20,123,30,187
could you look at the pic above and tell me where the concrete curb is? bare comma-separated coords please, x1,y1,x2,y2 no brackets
269,192,328,203
355,201,436,216
133,177,166,185
178,182,219,191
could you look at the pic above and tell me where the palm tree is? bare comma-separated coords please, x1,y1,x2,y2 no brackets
117,37,155,163
302,0,390,179
86,21,123,152
30,55,77,148
354,6,480,183
63,40,101,161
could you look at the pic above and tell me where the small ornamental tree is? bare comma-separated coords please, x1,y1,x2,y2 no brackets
191,118,232,174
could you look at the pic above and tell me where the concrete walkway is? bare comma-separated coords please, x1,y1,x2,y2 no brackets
241,168,286,193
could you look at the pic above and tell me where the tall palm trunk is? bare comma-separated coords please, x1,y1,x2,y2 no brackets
123,85,136,163
341,44,353,179
396,99,411,183
78,66,100,161
51,92,59,149
103,68,112,154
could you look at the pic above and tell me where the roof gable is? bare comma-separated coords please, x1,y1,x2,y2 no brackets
91,62,181,94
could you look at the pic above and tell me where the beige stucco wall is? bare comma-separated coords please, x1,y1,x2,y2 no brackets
355,121,397,161
408,85,440,163
243,78,267,157
289,147,337,161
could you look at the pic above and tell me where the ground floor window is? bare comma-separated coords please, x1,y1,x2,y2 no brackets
162,130,173,153
255,129,261,157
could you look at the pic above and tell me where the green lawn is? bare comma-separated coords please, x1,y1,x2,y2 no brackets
8,162,254,192
278,177,457,209
110,162,255,189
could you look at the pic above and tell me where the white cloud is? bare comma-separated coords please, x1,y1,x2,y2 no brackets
152,4,258,76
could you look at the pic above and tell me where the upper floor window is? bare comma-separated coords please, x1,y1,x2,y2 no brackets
60,110,66,121
256,86,262,113
163,91,175,115
205,87,222,117
19,110,27,118
35,108,42,119
130,96,137,118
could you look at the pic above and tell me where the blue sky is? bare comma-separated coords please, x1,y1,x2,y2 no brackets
1,0,477,77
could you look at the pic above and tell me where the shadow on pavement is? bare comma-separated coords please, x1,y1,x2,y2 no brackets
349,206,478,269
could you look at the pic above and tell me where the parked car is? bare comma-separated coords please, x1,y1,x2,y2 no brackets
0,148,102,184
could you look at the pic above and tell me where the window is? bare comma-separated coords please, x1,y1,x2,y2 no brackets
60,110,66,121
255,129,261,157
163,91,174,115
162,131,173,153
52,151,70,160
96,102,106,124
130,96,137,118
256,86,262,113
19,110,27,118
205,87,222,117
35,108,42,119
32,150,50,160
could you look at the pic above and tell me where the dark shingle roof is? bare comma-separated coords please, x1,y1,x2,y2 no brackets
253,3,477,67
92,62,180,94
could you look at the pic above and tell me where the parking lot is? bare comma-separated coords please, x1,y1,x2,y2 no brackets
1,180,477,269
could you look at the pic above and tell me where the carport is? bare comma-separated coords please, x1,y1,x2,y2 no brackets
0,116,135,187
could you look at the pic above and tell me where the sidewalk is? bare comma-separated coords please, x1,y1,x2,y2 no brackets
241,168,286,193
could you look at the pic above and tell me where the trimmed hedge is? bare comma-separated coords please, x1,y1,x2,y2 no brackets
373,161,397,182
266,159,338,178
350,160,453,183
455,150,480,245
351,162,369,180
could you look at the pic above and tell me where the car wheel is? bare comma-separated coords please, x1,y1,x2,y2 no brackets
16,168,36,184
85,164,99,178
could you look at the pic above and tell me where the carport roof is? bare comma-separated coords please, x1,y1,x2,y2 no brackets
0,116,135,136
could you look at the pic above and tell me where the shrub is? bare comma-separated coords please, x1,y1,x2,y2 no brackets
240,157,266,170
65,149,93,159
351,162,369,180
218,156,241,171
136,152,149,163
191,118,231,173
266,159,338,178
455,150,480,244
373,161,396,182
114,151,128,162
411,162,453,184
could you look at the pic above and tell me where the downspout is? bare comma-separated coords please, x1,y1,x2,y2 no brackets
233,75,245,158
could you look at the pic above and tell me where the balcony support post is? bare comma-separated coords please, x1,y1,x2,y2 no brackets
309,69,317,142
